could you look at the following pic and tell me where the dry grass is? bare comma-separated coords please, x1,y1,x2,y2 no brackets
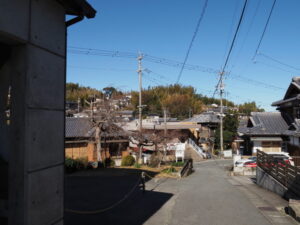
118,165,182,178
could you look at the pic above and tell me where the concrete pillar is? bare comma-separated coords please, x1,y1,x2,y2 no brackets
0,1,66,225
0,58,10,162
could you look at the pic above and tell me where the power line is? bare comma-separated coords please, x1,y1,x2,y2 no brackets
258,52,300,72
213,0,249,98
68,46,283,91
176,0,209,83
220,0,248,76
68,65,134,72
252,0,277,61
255,60,299,75
222,0,241,62
229,0,262,70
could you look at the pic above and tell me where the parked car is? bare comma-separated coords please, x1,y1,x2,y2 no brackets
265,152,294,166
235,156,257,167
244,160,257,168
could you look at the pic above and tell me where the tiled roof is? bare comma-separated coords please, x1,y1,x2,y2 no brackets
272,76,300,106
283,119,300,137
238,112,288,136
184,113,220,124
66,117,129,138
65,117,95,138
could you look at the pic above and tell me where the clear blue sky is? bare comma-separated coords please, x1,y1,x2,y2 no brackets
67,0,300,111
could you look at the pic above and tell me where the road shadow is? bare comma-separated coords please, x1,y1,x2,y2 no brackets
65,168,173,225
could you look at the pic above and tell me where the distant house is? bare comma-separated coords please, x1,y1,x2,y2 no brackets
115,110,134,122
65,117,129,162
65,117,96,161
272,77,300,156
185,112,220,140
184,112,220,152
238,112,288,155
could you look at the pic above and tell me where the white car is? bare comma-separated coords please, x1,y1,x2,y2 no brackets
235,156,257,167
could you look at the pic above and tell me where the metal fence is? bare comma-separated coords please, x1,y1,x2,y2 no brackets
257,150,300,196
187,138,206,158
180,159,193,177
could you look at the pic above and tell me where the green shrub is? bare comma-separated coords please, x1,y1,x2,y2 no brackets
121,155,135,166
134,163,141,168
103,158,115,168
65,157,88,172
171,161,184,167
161,167,177,174
75,157,88,170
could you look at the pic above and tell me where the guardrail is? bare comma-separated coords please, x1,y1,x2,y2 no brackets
187,138,206,158
180,159,193,178
257,150,300,196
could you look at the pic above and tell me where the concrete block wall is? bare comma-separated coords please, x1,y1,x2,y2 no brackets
0,1,66,225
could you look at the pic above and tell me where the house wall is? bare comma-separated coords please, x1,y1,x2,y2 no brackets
252,141,281,154
65,142,96,161
289,136,300,146
0,1,65,224
252,141,262,154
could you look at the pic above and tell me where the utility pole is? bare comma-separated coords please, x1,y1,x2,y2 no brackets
219,72,224,156
77,97,80,113
91,97,94,119
163,108,167,160
137,53,143,163
189,108,192,118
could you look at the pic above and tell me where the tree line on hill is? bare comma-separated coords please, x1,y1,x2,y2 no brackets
66,82,264,118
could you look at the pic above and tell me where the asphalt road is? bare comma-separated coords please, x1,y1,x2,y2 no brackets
65,160,296,225
144,160,295,225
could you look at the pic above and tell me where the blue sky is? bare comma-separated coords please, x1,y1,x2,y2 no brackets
67,0,300,111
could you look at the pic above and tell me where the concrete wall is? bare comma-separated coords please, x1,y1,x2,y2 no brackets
0,1,66,224
256,167,287,197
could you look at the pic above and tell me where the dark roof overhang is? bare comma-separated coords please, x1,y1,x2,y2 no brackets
271,94,300,107
57,0,96,18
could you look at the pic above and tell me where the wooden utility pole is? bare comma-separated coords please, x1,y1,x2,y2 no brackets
219,72,224,156
163,108,167,159
137,53,143,163
77,97,80,113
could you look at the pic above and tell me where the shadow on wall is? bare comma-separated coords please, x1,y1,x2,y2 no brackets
65,168,173,225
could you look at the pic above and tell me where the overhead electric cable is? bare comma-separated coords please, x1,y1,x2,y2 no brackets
176,0,209,84
258,52,300,71
68,46,283,91
220,0,248,76
255,60,300,75
213,0,249,98
252,0,277,61
230,0,262,70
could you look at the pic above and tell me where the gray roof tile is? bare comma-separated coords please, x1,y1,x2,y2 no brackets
65,117,95,138
238,112,288,136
